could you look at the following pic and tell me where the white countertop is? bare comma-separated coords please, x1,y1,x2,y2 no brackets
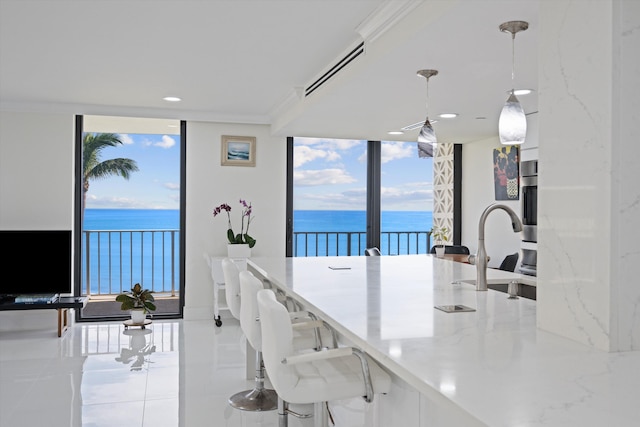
248,255,640,427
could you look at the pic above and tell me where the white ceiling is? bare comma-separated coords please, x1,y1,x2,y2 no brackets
0,0,539,144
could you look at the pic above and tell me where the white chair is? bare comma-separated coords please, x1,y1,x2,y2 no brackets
257,288,392,427
236,270,339,413
222,258,274,411
233,270,278,411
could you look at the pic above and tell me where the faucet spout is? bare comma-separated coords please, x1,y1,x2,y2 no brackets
469,203,523,291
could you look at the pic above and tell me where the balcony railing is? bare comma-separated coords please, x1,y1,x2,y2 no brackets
82,230,180,297
82,229,431,297
293,231,432,257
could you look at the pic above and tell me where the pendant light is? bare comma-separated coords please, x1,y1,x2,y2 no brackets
417,69,438,158
498,20,528,145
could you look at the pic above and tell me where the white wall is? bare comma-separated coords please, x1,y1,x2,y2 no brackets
0,111,75,229
461,138,523,270
0,111,75,331
461,111,538,271
536,0,640,351
184,121,286,320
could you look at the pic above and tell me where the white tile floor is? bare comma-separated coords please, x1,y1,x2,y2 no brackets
0,318,378,427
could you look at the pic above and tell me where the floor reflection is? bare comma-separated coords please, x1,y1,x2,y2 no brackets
115,329,155,371
0,319,370,427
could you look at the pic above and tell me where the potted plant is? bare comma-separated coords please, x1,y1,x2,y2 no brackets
430,226,449,257
213,199,256,258
116,283,156,324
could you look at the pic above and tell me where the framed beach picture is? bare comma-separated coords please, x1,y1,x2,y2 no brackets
221,135,256,167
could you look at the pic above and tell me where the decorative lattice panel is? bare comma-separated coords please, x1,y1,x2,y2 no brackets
433,143,454,240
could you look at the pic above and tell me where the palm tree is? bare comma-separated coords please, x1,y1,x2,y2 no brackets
82,133,139,220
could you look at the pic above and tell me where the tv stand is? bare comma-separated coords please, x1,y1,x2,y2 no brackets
0,296,87,337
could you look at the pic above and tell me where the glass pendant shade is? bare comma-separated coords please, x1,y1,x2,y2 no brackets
498,20,528,146
417,118,436,158
499,91,526,145
418,118,436,144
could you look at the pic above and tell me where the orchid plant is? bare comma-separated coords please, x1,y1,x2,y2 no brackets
213,199,256,248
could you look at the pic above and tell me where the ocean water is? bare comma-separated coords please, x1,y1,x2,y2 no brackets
84,209,180,230
82,209,433,293
84,209,432,235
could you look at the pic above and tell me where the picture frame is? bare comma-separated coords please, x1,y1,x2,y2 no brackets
493,145,520,201
221,135,256,167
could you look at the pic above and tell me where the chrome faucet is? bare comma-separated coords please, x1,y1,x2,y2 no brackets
468,203,523,291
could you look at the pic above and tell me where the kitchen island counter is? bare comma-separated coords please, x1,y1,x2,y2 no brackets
248,255,639,427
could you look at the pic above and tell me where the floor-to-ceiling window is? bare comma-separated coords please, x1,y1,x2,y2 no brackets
289,137,368,256
379,140,433,255
287,137,434,256
75,115,185,320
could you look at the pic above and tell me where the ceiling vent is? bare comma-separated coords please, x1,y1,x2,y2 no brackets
304,41,365,97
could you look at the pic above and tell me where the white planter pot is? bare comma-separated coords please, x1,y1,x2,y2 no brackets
227,243,251,259
435,246,445,257
130,309,146,324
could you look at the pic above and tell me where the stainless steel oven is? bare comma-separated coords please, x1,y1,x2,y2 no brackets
520,160,538,276
521,160,537,243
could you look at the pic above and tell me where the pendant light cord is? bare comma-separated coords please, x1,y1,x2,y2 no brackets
511,32,516,91
425,77,430,116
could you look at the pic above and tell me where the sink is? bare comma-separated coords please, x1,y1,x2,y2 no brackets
458,280,537,300
435,304,476,313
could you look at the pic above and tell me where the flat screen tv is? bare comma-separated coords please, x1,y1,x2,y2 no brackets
0,230,72,296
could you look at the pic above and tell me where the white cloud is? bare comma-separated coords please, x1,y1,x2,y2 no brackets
380,186,433,209
139,135,175,148
155,135,176,149
296,189,367,209
294,138,364,168
294,145,341,168
295,137,363,151
381,141,414,163
85,195,147,208
164,182,180,191
119,134,134,145
324,139,363,151
294,168,357,186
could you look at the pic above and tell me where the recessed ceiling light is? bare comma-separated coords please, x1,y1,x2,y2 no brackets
163,96,182,102
387,131,404,135
513,89,533,96
438,113,458,119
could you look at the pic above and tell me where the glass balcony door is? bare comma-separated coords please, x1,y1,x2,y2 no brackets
75,115,185,320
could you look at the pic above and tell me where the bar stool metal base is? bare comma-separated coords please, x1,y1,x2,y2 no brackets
229,387,278,411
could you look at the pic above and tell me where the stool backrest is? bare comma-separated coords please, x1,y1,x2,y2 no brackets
257,289,296,393
239,270,264,351
499,252,519,272
429,245,470,254
221,258,241,319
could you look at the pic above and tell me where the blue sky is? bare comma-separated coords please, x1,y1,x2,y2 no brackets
294,137,434,211
85,134,433,211
85,133,180,210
